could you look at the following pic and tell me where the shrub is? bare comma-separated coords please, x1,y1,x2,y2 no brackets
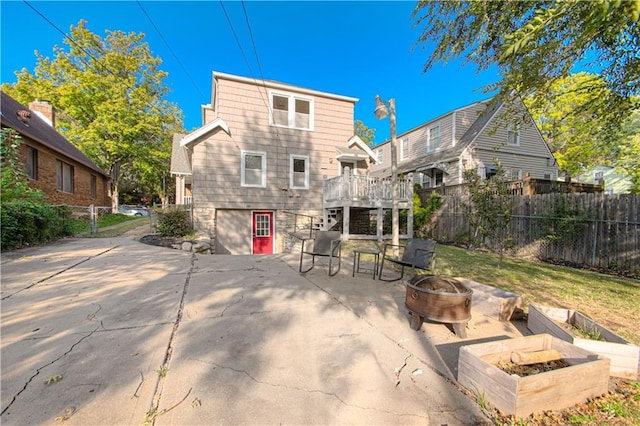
157,208,192,237
1,201,74,250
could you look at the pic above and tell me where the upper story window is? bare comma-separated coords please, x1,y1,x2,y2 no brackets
376,147,384,164
241,150,266,188
270,92,314,131
26,146,38,180
400,138,409,161
427,124,441,152
56,160,74,193
507,124,520,146
290,154,309,189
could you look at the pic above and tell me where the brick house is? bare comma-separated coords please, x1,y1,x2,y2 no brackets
1,92,111,206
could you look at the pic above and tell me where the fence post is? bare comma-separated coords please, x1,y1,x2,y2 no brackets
591,220,598,267
89,204,97,235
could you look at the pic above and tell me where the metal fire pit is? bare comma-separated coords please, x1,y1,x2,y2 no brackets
405,275,473,338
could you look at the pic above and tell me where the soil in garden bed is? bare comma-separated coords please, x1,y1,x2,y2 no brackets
555,320,606,341
496,360,570,377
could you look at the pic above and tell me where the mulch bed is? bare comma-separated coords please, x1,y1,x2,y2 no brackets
139,234,182,248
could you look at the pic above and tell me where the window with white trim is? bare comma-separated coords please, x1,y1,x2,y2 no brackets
507,124,520,146
56,160,74,193
400,138,409,161
270,92,313,130
427,124,441,152
290,154,309,189
376,147,384,164
241,151,266,187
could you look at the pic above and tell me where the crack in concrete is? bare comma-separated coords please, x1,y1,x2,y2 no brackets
144,253,195,424
20,322,174,342
0,324,102,415
395,354,412,388
191,359,428,420
296,273,458,389
220,293,244,317
86,304,102,320
325,333,360,339
191,266,263,275
1,247,118,301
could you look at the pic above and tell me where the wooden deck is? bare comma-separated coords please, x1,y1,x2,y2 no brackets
322,173,414,240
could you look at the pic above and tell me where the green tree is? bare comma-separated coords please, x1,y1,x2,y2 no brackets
413,0,639,138
355,119,376,147
524,73,613,176
462,159,511,266
0,129,43,202
524,72,640,189
616,110,640,193
2,20,183,208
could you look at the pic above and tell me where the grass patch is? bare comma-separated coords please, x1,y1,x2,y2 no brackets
433,244,640,345
341,240,640,345
72,214,148,237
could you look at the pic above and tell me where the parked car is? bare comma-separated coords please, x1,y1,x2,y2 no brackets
119,205,150,216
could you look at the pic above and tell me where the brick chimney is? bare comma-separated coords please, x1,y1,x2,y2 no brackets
28,100,55,127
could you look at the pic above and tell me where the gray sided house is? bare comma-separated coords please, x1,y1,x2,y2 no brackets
171,71,377,255
369,96,558,186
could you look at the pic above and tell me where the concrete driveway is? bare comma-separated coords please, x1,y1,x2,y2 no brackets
1,232,521,425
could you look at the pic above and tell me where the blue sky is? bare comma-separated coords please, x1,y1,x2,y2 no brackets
1,1,499,144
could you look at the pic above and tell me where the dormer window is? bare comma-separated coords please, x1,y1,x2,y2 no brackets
270,92,314,131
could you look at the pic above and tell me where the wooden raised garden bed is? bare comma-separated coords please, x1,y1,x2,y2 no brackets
455,278,524,321
458,334,610,418
528,304,639,379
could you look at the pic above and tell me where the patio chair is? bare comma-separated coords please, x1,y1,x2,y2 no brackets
378,238,436,282
299,231,342,276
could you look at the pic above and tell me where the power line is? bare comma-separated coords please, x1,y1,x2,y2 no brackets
22,0,108,75
136,0,207,101
22,0,168,114
218,0,256,77
238,0,292,206
241,0,266,83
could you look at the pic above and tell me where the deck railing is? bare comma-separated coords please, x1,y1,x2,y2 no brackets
323,172,413,203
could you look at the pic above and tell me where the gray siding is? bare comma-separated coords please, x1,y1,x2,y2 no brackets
469,103,558,180
192,77,355,212
191,75,356,253
215,209,252,254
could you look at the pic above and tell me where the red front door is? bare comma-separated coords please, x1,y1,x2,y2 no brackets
252,211,274,254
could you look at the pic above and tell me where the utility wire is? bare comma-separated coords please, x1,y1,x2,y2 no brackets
22,0,167,114
136,0,207,101
218,0,256,77
241,0,266,83
239,0,291,206
219,0,281,139
22,1,108,74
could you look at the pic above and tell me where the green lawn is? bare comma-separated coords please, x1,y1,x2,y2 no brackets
71,214,148,237
434,244,640,345
343,240,640,345
343,240,640,425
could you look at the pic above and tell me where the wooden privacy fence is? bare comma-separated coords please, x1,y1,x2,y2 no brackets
424,193,640,276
